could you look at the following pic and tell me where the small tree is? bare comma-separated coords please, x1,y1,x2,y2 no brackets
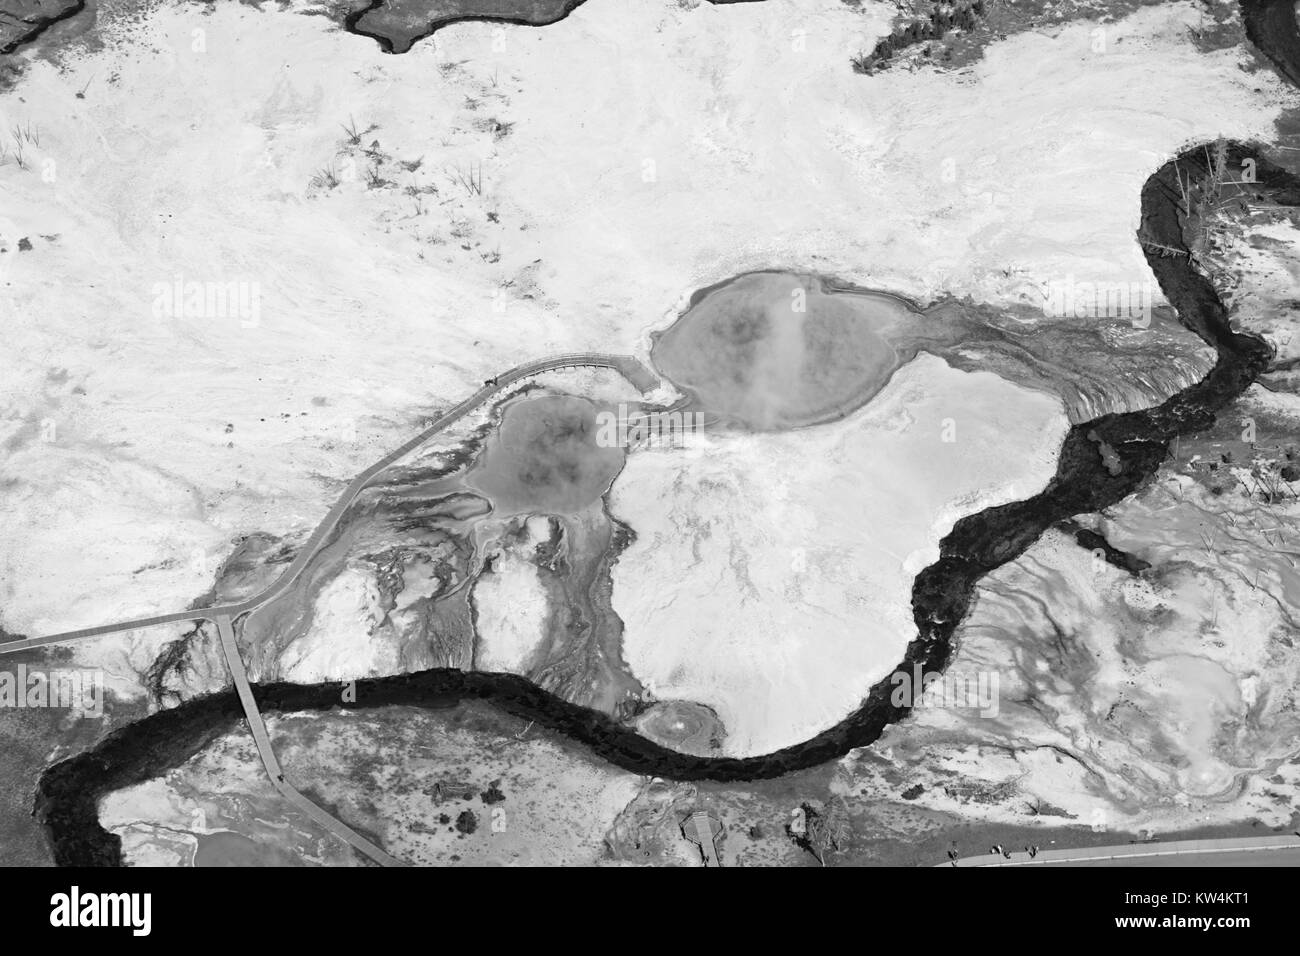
789,799,854,865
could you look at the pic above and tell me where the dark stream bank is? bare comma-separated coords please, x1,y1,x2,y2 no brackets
32,1,1300,866
342,0,765,56
0,0,86,56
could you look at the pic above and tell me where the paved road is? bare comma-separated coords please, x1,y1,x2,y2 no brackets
214,615,405,866
942,834,1300,867
0,353,657,656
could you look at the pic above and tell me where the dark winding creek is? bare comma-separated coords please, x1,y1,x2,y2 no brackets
31,0,1300,865
342,0,765,55
342,0,587,56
